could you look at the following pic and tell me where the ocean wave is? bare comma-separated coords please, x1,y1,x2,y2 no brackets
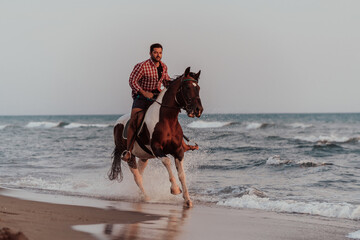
0,125,7,130
26,121,66,128
205,133,235,140
266,155,291,165
294,135,360,144
296,160,333,167
266,135,288,141
187,120,233,128
25,121,112,129
312,143,343,150
266,155,333,167
245,122,275,130
245,122,311,131
64,123,112,129
288,123,313,129
198,163,247,171
217,195,360,220
200,186,267,199
209,146,265,153
348,230,360,239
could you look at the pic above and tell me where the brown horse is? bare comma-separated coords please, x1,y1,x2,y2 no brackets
108,67,203,207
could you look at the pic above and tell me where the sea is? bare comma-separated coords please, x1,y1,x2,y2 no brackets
1,113,360,221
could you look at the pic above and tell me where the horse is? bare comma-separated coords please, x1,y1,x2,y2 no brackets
108,67,203,207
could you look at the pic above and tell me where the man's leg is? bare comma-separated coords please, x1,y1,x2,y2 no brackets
122,108,144,161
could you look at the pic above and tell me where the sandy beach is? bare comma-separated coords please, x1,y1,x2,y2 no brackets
0,188,358,240
0,193,160,240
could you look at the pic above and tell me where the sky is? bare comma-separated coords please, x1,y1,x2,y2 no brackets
1,0,359,115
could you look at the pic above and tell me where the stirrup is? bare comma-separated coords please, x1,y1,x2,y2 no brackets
121,150,131,161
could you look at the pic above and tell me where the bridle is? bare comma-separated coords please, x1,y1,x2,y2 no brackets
154,76,200,146
154,77,199,112
175,78,199,112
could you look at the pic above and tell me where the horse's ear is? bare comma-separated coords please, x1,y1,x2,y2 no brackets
195,70,201,81
184,67,191,76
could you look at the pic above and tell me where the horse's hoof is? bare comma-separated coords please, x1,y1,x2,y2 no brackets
193,145,199,150
170,187,182,195
184,200,193,208
142,195,150,202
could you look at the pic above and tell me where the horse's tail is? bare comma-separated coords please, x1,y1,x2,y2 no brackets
108,147,123,182
108,124,125,182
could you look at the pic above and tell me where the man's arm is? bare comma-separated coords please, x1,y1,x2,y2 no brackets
162,64,172,88
129,63,144,93
129,64,154,99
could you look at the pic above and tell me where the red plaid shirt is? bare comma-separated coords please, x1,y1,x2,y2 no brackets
129,59,171,98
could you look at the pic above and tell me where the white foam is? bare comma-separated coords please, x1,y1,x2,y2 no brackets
0,125,7,130
266,155,290,165
7,172,139,201
26,121,60,128
5,160,188,204
288,123,313,129
266,156,330,167
217,195,360,220
294,135,354,143
348,230,360,239
246,122,262,130
64,123,111,128
187,120,231,128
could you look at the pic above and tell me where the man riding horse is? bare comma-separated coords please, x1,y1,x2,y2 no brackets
122,43,197,161
110,46,203,206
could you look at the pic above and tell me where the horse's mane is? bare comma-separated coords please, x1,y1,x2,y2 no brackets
170,74,183,82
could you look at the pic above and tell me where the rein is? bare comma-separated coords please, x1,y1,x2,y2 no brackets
177,78,198,112
153,99,179,109
153,78,198,111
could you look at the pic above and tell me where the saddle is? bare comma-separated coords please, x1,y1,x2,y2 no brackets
122,90,160,140
122,110,147,140
122,107,154,156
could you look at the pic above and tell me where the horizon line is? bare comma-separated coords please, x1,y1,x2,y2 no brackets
1,111,360,117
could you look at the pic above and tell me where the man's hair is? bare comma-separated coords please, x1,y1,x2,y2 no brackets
150,43,163,53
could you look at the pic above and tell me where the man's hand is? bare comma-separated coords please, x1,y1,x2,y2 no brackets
140,90,154,99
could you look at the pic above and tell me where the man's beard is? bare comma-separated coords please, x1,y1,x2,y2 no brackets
151,56,161,62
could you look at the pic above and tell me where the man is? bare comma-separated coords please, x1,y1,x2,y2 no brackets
121,43,171,161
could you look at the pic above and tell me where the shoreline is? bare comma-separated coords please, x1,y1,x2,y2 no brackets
0,192,161,240
1,188,359,240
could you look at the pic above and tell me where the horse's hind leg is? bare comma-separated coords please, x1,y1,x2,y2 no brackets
128,157,149,201
160,157,182,195
175,158,192,207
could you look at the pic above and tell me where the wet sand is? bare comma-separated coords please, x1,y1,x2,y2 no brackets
0,188,359,240
0,194,161,240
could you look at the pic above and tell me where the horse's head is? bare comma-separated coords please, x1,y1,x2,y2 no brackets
178,67,203,118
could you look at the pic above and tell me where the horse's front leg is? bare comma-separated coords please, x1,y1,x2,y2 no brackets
152,143,181,195
182,139,199,152
128,157,149,201
160,156,182,195
175,158,192,208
